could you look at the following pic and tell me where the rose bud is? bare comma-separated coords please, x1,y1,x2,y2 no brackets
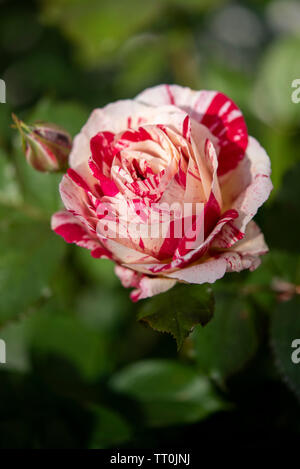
12,113,72,172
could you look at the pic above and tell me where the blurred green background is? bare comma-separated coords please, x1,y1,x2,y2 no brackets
0,0,300,449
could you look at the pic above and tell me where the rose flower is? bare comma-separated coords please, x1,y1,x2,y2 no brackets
52,85,272,301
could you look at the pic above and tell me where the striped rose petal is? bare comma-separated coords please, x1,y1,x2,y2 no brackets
51,211,111,259
136,84,248,176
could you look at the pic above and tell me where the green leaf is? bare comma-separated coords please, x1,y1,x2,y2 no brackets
110,359,227,427
28,301,113,381
137,283,214,349
270,296,300,400
0,212,65,324
41,0,163,66
192,292,259,385
89,405,132,449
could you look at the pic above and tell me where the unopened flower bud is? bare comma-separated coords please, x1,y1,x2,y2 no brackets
12,113,72,172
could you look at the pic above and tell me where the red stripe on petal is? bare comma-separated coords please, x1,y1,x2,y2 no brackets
174,158,187,188
204,192,221,238
88,158,119,197
157,220,181,260
90,131,115,174
150,208,240,274
89,159,102,181
67,168,91,193
98,173,119,197
201,92,248,176
91,247,112,259
182,115,191,142
165,84,175,105
54,222,87,244
121,127,152,143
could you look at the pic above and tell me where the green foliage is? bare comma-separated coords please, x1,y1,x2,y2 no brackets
192,292,259,386
28,303,114,381
41,0,163,66
89,405,132,449
138,283,214,350
75,249,119,288
110,359,227,427
0,212,65,324
115,36,169,98
271,297,300,401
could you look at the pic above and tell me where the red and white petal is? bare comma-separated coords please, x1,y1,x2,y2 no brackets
214,136,273,247
115,265,141,288
131,275,177,302
115,265,177,301
97,231,159,265
136,84,248,176
59,173,98,235
89,131,116,179
138,208,238,274
164,220,268,284
96,196,167,261
164,257,227,284
51,211,103,256
187,122,219,204
215,220,268,273
230,220,268,258
69,100,153,178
